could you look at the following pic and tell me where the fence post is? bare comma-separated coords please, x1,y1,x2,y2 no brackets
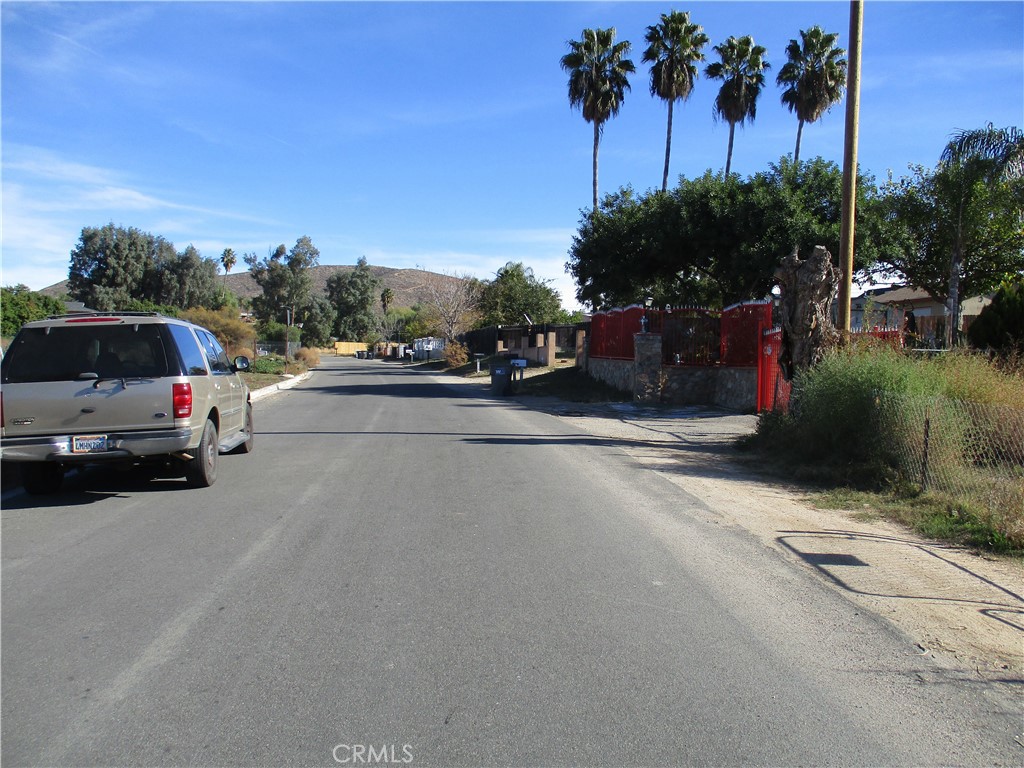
633,332,663,403
921,405,931,490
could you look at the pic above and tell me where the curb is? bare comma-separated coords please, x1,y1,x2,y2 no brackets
249,371,313,402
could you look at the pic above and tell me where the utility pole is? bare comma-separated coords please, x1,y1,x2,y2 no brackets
838,0,863,335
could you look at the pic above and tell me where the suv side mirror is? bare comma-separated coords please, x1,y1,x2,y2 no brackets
233,356,251,372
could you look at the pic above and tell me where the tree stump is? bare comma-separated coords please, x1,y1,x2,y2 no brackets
775,245,840,381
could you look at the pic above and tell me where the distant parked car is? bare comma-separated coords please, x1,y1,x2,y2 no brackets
0,312,254,493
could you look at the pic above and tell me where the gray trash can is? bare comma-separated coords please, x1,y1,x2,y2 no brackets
490,363,512,395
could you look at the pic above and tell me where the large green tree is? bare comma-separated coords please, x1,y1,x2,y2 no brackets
68,224,153,310
68,223,222,311
327,257,381,341
567,158,884,310
477,262,564,327
878,161,1024,343
937,124,1024,344
561,27,635,212
705,35,770,177
245,236,320,326
776,26,847,165
643,11,709,192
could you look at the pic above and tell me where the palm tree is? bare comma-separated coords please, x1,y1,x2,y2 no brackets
643,11,709,192
776,26,847,165
941,123,1024,179
220,247,236,287
704,36,770,177
561,27,636,212
937,124,1024,346
380,287,394,314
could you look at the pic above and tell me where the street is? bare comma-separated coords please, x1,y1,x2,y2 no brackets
2,356,1020,766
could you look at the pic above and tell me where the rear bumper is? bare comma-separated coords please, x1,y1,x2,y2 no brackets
0,428,195,463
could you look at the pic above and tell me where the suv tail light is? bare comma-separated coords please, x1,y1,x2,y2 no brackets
172,383,193,418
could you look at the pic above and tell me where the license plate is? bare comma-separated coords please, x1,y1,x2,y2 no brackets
72,435,107,453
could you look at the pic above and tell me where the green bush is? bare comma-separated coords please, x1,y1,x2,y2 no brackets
968,276,1024,355
755,343,1024,480
251,355,286,375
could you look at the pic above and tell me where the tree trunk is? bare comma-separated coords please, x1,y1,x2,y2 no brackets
775,245,841,381
592,121,600,213
947,243,962,348
725,122,736,177
794,120,804,166
662,99,674,193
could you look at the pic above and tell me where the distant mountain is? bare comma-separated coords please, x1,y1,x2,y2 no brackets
39,265,464,310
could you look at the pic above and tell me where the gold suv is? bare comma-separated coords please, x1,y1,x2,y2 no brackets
1,312,253,493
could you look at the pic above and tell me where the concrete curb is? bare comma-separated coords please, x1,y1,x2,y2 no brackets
249,371,313,402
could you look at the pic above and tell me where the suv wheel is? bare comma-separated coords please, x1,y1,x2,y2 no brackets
21,463,64,495
185,419,218,488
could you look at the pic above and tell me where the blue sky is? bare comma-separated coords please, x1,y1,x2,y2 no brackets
3,1,1022,310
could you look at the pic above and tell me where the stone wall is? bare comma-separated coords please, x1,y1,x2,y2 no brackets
585,333,758,412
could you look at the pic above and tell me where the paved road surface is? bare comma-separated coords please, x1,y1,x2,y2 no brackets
2,357,1019,766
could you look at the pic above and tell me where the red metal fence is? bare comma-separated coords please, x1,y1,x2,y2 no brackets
589,301,773,367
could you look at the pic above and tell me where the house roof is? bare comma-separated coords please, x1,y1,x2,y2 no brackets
873,286,933,305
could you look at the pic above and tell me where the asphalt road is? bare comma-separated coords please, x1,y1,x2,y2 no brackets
2,357,1020,767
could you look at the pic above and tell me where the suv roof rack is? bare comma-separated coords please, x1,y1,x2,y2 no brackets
45,311,163,320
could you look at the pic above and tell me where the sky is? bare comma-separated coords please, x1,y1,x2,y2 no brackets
2,1,1022,310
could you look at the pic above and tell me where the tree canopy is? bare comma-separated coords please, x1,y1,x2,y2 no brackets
477,262,564,327
244,236,321,326
1,285,65,337
327,257,381,342
567,157,883,310
68,223,219,311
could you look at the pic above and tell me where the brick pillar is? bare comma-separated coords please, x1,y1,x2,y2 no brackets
633,333,662,402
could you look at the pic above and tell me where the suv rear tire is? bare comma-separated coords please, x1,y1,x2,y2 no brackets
184,419,218,488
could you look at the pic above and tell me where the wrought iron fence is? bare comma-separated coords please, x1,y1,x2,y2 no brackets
876,393,1024,531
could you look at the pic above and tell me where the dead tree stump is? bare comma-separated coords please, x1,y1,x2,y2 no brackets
774,245,840,381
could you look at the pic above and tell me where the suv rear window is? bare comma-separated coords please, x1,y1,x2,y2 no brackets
1,324,173,384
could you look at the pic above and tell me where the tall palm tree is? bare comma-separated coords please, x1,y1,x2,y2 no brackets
937,124,1024,346
561,27,636,212
380,287,394,314
776,26,847,165
220,247,236,288
704,35,770,177
643,11,709,192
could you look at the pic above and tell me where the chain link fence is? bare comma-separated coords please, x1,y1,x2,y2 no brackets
876,393,1024,537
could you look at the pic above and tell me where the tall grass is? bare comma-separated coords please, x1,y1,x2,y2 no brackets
751,343,1024,551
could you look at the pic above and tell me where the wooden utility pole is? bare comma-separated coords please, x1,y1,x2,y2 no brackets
837,1,863,334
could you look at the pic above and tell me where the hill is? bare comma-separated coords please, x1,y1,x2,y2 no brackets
39,265,465,310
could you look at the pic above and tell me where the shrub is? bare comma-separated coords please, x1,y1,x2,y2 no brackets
444,341,469,368
294,347,321,367
181,307,254,353
251,355,286,375
968,276,1024,355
